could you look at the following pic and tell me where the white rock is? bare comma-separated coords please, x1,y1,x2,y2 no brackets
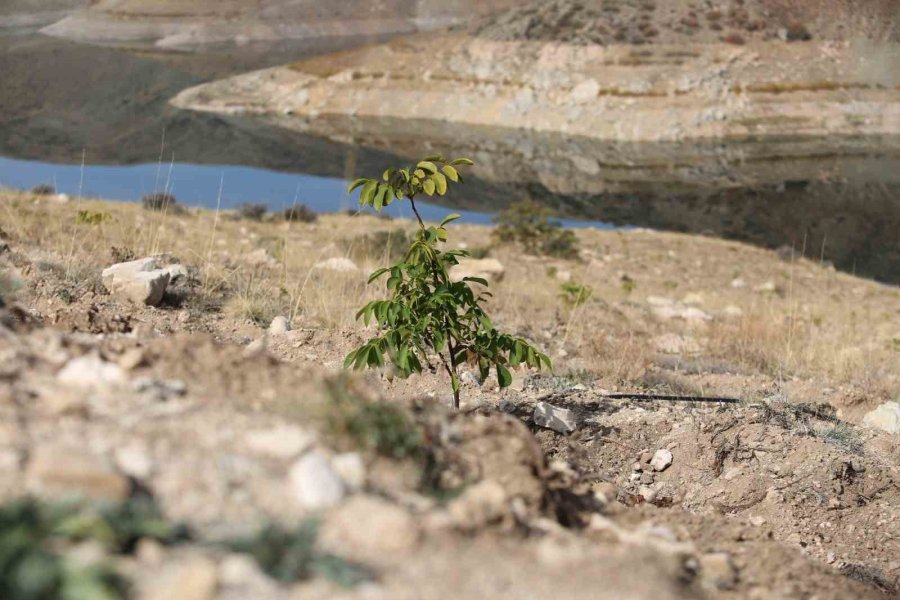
58,353,127,387
638,485,658,503
650,449,673,472
289,451,346,510
268,315,291,335
114,444,154,479
862,401,900,434
245,425,315,459
533,401,577,434
569,79,601,103
646,296,675,306
755,280,778,293
102,257,170,306
102,257,159,281
331,452,366,491
449,258,505,284
313,257,359,273
730,278,746,289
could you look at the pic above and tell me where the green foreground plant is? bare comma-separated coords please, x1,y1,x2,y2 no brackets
1,496,371,599
344,156,551,408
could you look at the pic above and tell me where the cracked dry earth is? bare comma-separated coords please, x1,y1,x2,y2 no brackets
1,200,899,599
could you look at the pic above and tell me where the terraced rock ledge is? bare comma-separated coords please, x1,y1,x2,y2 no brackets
172,33,900,145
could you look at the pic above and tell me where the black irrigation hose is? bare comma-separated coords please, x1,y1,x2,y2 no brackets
604,393,741,404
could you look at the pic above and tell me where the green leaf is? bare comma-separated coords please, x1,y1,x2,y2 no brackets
441,165,459,182
423,154,444,162
360,180,378,207
373,184,389,211
440,213,462,226
348,178,369,193
432,172,448,195
417,161,438,174
367,268,390,283
450,158,475,166
382,168,395,182
497,365,512,388
462,276,488,287
423,179,436,196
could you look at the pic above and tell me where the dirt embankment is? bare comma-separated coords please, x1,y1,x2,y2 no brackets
0,191,898,598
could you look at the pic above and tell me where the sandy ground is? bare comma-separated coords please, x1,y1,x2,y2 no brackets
0,189,898,598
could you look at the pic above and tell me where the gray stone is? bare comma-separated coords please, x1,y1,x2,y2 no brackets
650,449,673,472
533,401,577,434
245,425,315,459
288,451,346,510
26,445,130,501
268,315,291,335
862,401,900,434
320,495,420,561
102,257,170,306
446,480,508,530
139,555,218,600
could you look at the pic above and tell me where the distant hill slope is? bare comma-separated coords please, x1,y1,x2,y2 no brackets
0,0,87,29
38,0,519,50
471,0,899,45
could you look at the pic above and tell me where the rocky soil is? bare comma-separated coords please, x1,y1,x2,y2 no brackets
1,190,898,598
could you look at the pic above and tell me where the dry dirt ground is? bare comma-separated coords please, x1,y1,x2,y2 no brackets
1,189,898,598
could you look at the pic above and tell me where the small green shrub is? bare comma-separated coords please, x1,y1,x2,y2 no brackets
109,246,136,264
141,193,178,212
75,210,111,225
344,157,551,408
468,246,491,259
236,203,268,221
322,376,422,459
620,274,636,295
559,281,593,306
228,521,371,588
30,184,56,196
492,200,579,259
0,498,187,600
283,205,318,223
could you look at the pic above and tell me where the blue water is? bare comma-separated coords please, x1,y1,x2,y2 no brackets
0,156,614,229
